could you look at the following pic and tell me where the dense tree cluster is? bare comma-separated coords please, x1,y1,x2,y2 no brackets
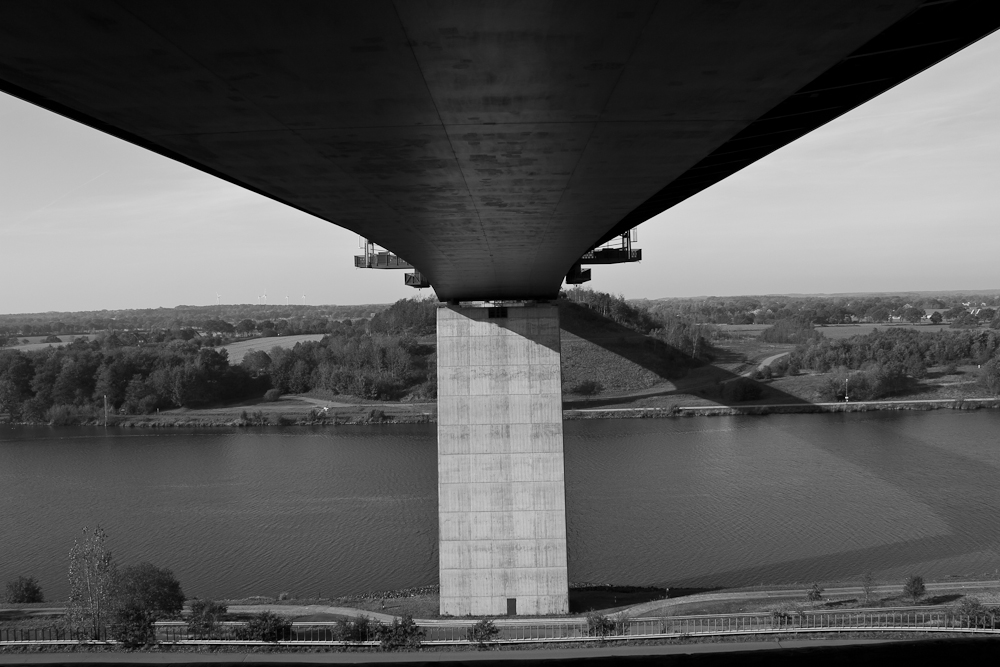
788,328,1000,376
246,299,437,401
67,526,185,646
0,299,440,422
779,327,1000,400
0,339,266,421
823,364,912,402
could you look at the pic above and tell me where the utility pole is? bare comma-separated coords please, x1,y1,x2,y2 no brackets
103,394,108,428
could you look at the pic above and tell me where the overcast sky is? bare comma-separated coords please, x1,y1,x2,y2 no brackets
2,31,998,315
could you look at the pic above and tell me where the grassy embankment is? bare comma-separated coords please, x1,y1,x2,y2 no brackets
4,580,997,626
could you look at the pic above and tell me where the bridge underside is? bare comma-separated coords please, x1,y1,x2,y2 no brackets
3,1,998,618
1,2,997,300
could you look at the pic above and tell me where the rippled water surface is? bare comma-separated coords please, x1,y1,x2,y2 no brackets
2,411,999,600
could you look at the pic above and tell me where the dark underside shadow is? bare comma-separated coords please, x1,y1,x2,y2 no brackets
568,585,668,613
558,300,812,408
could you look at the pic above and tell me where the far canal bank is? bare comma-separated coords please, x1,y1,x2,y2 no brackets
3,394,999,428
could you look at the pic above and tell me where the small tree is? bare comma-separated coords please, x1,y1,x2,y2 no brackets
376,614,423,651
586,610,616,637
612,611,631,636
187,599,227,639
806,584,823,602
4,576,44,603
903,575,925,603
467,618,500,647
861,571,876,605
67,526,118,639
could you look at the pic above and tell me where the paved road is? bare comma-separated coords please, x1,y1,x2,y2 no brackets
0,638,902,664
625,580,1000,617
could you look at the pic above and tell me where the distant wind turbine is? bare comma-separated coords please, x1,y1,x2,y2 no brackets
301,294,306,305
285,295,289,306
262,292,267,304
216,293,221,305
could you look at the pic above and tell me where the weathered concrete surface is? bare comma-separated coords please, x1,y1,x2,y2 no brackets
1,2,996,301
437,304,568,616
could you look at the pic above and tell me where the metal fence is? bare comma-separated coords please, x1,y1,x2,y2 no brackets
2,608,997,647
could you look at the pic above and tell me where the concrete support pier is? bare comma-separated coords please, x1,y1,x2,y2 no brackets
437,303,569,616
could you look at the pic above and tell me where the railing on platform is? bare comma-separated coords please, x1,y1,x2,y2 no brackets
354,251,413,270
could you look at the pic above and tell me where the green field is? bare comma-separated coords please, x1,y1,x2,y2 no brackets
717,323,954,339
217,333,326,363
815,323,952,338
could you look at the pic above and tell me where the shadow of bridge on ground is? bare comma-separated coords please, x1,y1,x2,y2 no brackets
557,299,812,410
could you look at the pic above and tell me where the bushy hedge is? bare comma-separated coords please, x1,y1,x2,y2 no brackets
4,575,43,603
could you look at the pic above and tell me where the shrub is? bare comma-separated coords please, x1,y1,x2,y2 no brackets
903,574,925,602
4,576,44,603
236,611,291,642
771,610,790,624
187,599,227,638
47,404,90,426
467,618,500,646
263,388,281,402
586,610,615,637
954,597,997,629
110,602,156,648
376,614,423,651
719,377,763,402
336,614,376,642
571,380,603,396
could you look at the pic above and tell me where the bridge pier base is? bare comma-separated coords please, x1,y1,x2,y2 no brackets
437,303,569,616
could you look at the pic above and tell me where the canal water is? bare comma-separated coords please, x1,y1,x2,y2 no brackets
1,411,998,600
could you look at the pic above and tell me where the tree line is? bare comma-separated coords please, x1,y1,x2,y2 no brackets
0,339,267,422
0,303,390,343
565,287,714,363
636,293,1000,327
763,326,1000,400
